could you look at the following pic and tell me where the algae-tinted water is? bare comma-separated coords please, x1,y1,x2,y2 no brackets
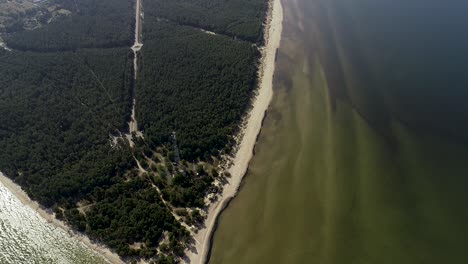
209,0,468,263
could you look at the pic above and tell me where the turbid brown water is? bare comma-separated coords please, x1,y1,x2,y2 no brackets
209,0,468,263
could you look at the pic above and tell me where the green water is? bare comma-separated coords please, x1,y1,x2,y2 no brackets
209,0,468,263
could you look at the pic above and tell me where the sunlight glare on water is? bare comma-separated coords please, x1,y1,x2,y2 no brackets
0,182,107,264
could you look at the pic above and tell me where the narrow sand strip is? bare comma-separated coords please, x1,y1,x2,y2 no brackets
127,0,144,147
0,0,282,262
184,0,284,262
0,172,124,264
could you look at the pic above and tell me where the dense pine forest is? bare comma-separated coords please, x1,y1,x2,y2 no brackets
0,48,133,205
0,0,268,262
4,0,134,51
137,20,260,160
146,0,268,43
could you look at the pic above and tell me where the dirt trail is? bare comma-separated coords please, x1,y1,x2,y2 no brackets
124,0,144,147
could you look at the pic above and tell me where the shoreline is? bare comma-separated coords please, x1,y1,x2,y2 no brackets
0,172,124,264
0,0,283,262
183,0,284,262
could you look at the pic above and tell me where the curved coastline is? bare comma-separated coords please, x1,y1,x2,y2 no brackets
0,172,124,264
184,0,284,262
0,1,142,262
0,0,283,262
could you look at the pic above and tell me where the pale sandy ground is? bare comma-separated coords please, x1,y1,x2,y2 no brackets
0,0,283,262
0,36,12,52
0,172,124,264
0,1,140,263
127,0,143,147
183,0,284,263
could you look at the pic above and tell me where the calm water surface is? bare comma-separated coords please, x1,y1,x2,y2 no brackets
210,0,468,263
0,182,107,264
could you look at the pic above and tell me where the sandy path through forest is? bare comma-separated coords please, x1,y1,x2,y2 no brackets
127,0,143,147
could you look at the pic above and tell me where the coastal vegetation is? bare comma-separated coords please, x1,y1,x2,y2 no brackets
4,0,134,51
0,0,58,33
145,0,268,43
0,48,133,206
0,0,269,262
211,1,468,264
138,20,260,160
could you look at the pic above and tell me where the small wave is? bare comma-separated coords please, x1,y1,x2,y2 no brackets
0,183,107,264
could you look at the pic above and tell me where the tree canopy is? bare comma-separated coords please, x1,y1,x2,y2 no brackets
145,0,268,43
4,0,134,51
138,20,259,160
0,0,268,261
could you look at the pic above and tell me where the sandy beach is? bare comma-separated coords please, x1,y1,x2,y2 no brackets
183,0,284,262
0,172,124,264
0,0,283,262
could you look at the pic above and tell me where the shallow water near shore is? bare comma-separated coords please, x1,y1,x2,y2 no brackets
209,0,468,263
0,181,107,264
